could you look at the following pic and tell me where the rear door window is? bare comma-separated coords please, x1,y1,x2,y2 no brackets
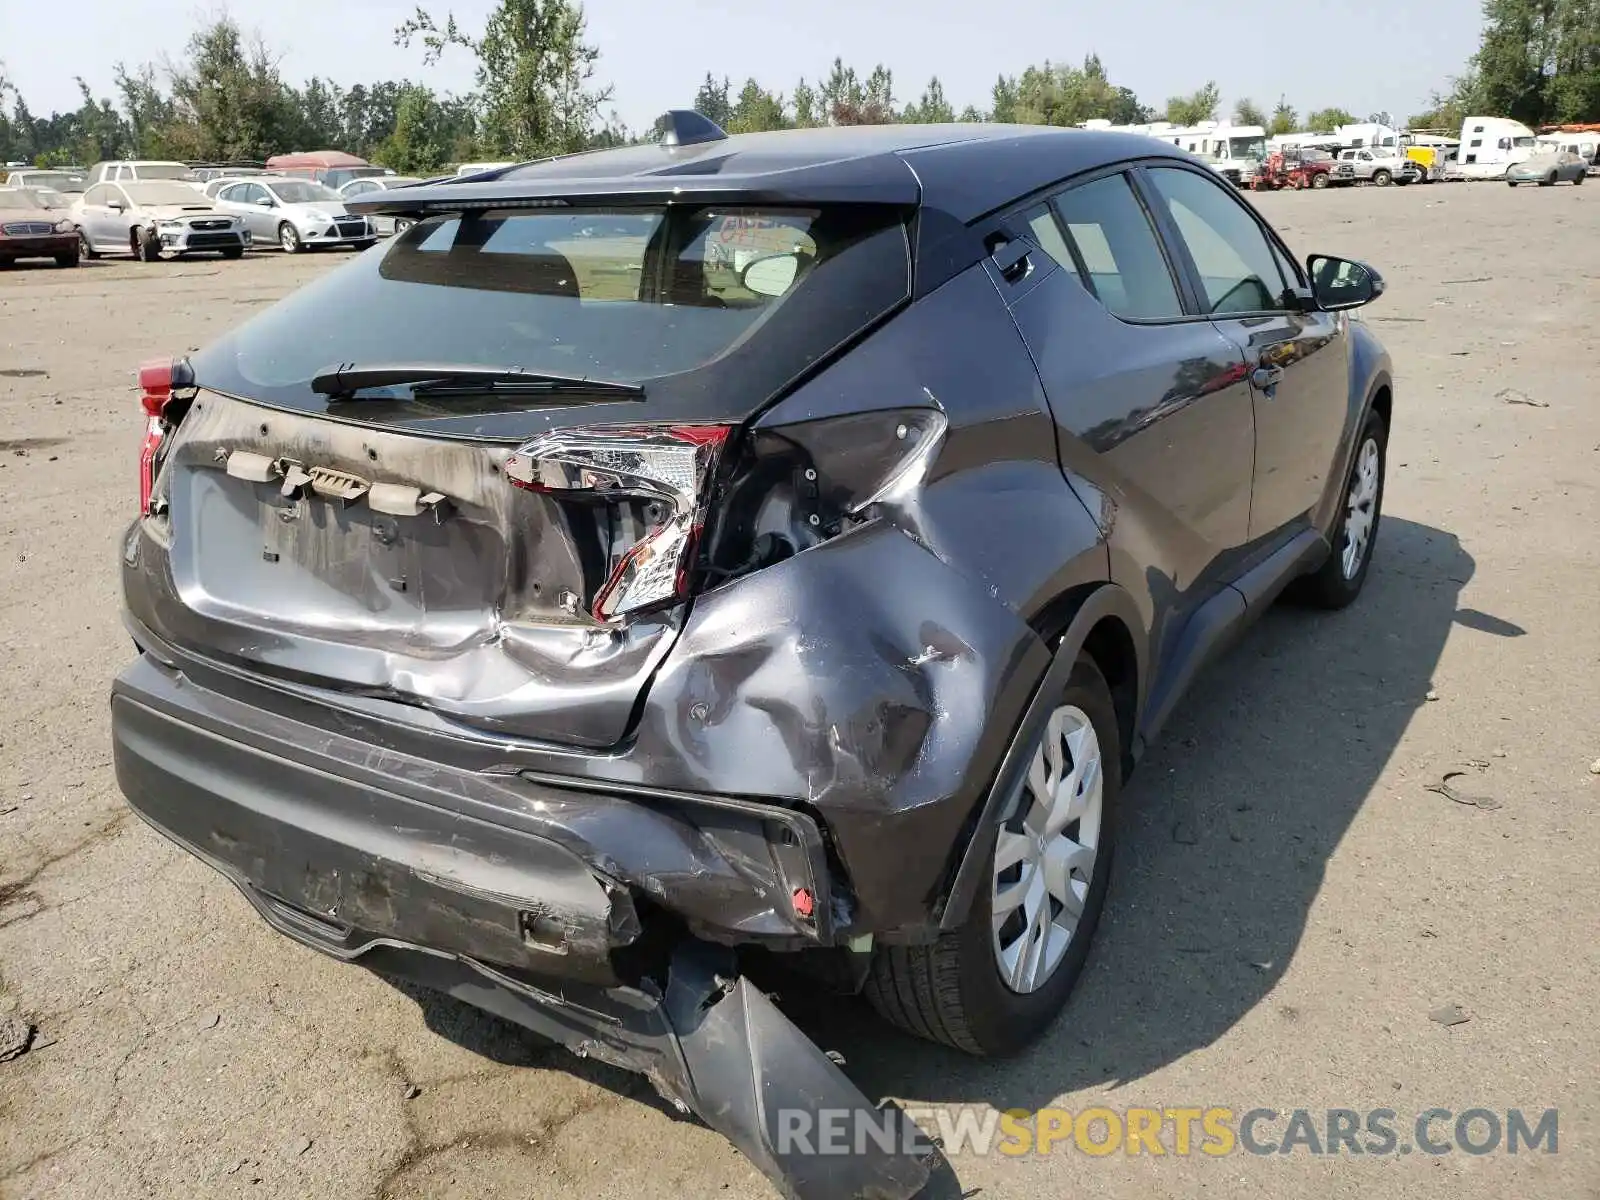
189,203,910,418
1048,173,1185,320
1144,167,1290,315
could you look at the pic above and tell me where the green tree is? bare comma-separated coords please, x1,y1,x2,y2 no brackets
1233,97,1266,126
902,76,955,123
376,84,461,172
991,75,1020,123
1166,82,1220,124
1268,95,1298,135
817,59,896,124
397,0,612,158
726,79,788,133
693,74,733,128
957,104,986,122
1472,0,1556,125
1304,106,1357,131
165,18,309,159
1002,55,1149,127
792,78,822,127
1547,0,1600,121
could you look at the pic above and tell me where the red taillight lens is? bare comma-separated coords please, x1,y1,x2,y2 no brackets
505,424,730,621
137,358,176,514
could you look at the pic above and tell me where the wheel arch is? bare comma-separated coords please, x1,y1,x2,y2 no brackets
935,581,1148,932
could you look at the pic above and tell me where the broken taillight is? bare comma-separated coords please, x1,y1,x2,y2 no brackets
137,357,194,515
505,425,731,622
137,359,173,515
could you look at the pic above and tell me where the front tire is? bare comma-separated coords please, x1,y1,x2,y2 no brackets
1540,172,1557,187
220,247,245,260
1311,172,1329,189
77,229,99,260
54,248,79,268
1373,169,1392,187
865,655,1120,1056
279,222,303,254
134,227,161,262
1291,407,1388,609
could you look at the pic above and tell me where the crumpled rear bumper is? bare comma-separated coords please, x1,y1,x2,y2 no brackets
111,651,945,1198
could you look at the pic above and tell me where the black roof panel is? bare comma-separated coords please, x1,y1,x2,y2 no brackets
343,124,1197,223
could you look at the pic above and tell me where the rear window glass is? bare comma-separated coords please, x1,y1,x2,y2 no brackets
190,204,908,415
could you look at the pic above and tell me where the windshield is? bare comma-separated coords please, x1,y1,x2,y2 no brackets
190,204,909,413
133,164,198,181
1229,136,1268,160
0,189,58,210
124,182,210,206
269,180,343,204
16,172,84,192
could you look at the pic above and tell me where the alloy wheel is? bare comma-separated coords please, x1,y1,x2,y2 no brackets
1341,437,1381,579
992,704,1104,994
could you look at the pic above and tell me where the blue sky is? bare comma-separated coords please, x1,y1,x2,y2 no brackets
2,0,1482,132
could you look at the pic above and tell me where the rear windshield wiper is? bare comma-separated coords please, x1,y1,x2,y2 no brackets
310,363,646,401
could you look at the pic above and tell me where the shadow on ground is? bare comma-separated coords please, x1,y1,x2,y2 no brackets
385,517,1512,1185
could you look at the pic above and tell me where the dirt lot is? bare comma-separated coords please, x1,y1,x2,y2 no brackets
2,183,1598,1200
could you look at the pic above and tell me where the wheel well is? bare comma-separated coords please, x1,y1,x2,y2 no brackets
1080,616,1138,783
1369,384,1392,431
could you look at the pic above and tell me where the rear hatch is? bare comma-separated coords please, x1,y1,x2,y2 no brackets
130,201,911,747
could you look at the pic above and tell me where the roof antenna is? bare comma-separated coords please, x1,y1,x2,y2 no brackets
658,109,729,148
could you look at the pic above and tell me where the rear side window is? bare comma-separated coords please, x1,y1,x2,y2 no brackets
190,204,909,412
1145,167,1289,315
1049,174,1184,321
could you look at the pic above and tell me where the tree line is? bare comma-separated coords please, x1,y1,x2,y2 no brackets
1412,0,1600,130
2,0,1595,173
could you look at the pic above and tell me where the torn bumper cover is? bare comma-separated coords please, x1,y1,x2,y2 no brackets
110,654,944,1199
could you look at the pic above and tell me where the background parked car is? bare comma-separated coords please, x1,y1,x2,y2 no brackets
337,175,423,234
1330,148,1422,186
86,160,202,187
188,163,267,184
1,168,89,194
211,177,377,253
263,151,395,191
1506,151,1588,186
0,187,80,267
72,181,248,261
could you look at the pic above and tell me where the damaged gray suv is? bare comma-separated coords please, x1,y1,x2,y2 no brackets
113,113,1392,1198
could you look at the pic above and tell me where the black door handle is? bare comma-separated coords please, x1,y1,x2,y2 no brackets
1251,365,1284,390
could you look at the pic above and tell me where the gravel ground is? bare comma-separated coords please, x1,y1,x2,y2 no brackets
2,182,1597,1200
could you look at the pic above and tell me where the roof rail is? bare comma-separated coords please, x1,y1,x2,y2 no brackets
658,110,729,148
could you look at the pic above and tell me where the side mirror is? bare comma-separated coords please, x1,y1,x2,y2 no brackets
107,199,125,212
739,251,804,298
1307,254,1384,311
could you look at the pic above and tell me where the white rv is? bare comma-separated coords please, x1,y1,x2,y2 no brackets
1080,119,1266,184
1536,130,1600,165
1455,117,1539,179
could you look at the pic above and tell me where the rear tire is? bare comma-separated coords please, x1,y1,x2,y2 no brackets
864,655,1120,1056
1290,407,1388,610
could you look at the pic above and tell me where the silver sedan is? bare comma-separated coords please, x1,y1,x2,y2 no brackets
212,177,378,252
1506,152,1588,186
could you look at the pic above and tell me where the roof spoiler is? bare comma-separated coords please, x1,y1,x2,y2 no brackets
657,109,728,148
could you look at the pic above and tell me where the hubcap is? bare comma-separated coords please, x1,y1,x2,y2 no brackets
281,227,296,251
1342,437,1381,579
992,705,1104,994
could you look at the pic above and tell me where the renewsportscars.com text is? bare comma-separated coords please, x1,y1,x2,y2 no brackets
776,1105,1559,1159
